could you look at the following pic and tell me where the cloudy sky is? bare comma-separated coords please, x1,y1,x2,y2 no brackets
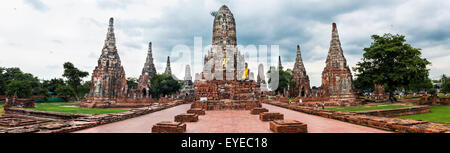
0,0,449,87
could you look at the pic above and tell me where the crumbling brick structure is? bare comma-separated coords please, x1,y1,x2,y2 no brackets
290,45,311,98
260,112,284,121
180,65,195,102
270,120,308,133
187,108,205,115
250,107,269,115
318,23,359,105
152,121,186,133
137,42,157,99
174,113,199,123
373,84,388,101
79,18,153,108
194,5,261,104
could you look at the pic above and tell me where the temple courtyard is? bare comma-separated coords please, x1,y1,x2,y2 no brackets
75,103,387,133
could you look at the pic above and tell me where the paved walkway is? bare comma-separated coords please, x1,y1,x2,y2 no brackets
75,103,389,133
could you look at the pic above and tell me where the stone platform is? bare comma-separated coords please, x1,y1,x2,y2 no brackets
270,120,307,133
191,100,261,111
152,121,186,133
250,107,269,115
260,112,284,121
174,113,199,123
187,108,205,115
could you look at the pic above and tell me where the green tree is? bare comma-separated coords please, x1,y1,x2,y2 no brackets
406,77,433,93
126,77,138,89
267,67,293,96
80,81,91,98
62,62,89,100
42,78,66,93
150,74,181,99
441,75,450,93
6,80,33,98
1,67,41,96
55,85,75,100
353,34,431,102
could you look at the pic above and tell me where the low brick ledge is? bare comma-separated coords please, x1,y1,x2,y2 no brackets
0,100,187,133
263,101,450,133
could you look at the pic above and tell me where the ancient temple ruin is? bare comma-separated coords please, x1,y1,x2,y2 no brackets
290,45,311,98
164,56,172,75
80,18,128,108
194,5,260,104
319,23,357,104
80,18,153,108
137,42,157,98
180,65,195,101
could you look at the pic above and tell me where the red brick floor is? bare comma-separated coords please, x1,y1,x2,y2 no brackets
74,103,389,133
263,104,389,133
186,110,271,133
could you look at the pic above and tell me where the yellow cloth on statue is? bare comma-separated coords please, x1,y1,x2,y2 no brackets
222,58,227,67
242,68,249,79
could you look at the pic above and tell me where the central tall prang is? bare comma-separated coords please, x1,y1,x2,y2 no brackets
202,5,246,81
194,5,259,104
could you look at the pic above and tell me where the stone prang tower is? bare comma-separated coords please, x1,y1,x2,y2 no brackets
83,17,128,108
320,23,356,102
291,45,311,97
137,42,157,98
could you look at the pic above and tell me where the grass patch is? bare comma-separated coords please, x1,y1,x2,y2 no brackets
397,106,450,123
408,98,421,101
325,103,412,112
0,104,3,117
25,102,128,115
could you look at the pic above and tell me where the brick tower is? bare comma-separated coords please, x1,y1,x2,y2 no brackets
137,42,157,98
320,23,356,103
291,45,311,97
81,17,128,108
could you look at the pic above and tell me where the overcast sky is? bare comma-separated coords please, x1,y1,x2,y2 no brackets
1,0,449,87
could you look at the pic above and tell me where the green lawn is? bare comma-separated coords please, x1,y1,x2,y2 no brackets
397,106,450,123
325,103,412,112
0,104,4,116
408,98,421,101
25,102,128,115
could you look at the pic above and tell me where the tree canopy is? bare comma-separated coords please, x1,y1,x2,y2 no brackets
62,62,89,100
268,66,293,96
353,34,431,101
150,74,181,99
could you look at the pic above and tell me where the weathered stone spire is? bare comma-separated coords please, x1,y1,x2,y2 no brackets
184,65,192,81
292,44,311,97
278,56,283,70
164,56,172,75
212,5,237,46
320,23,355,100
82,17,128,108
326,23,347,68
103,17,117,54
293,45,306,77
141,42,157,77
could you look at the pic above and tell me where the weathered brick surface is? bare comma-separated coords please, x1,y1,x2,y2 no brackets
270,120,307,133
190,100,260,111
260,112,284,121
152,121,186,133
187,108,205,115
174,113,199,122
0,101,185,133
263,100,450,133
355,106,430,117
250,107,268,115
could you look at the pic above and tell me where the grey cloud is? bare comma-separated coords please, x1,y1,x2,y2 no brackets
24,0,49,12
